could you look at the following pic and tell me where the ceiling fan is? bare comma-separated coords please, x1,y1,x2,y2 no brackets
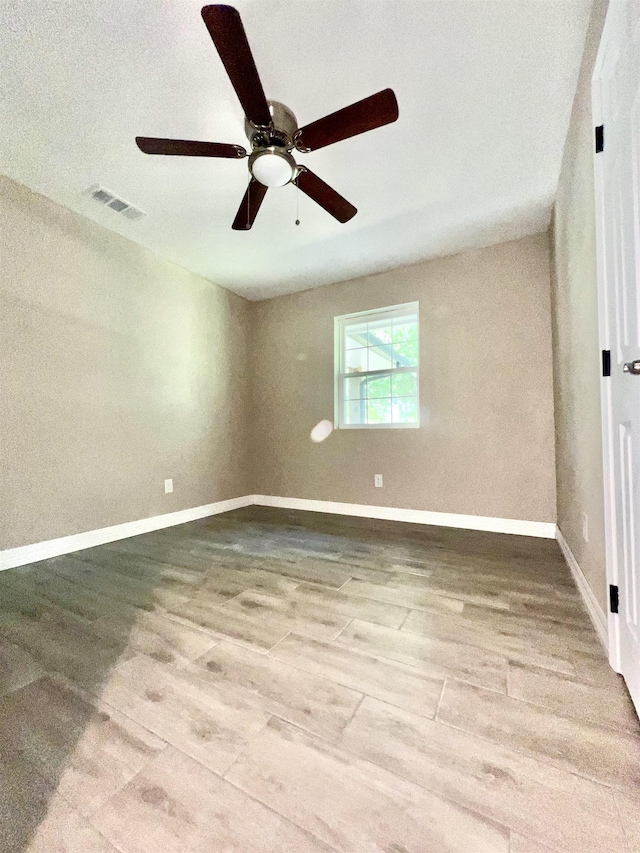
135,4,399,230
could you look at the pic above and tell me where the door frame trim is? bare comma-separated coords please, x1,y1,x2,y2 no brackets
592,0,627,674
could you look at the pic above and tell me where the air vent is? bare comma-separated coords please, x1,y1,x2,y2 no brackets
84,185,146,221
92,188,114,204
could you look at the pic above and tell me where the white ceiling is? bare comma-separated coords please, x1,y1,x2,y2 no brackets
1,1,592,300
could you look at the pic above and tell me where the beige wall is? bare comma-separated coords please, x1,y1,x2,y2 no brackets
1,175,252,550
250,234,557,523
550,0,609,612
1,173,561,550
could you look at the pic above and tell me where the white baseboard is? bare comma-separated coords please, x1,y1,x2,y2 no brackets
0,493,557,572
0,495,254,572
556,527,608,651
253,495,556,539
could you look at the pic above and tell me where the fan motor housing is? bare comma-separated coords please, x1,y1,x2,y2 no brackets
245,100,298,149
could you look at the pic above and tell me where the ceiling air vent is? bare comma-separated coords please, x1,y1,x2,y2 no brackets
84,185,146,221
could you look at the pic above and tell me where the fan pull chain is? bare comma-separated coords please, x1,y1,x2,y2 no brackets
295,174,300,226
246,172,251,229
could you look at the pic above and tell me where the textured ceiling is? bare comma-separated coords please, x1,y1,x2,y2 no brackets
0,0,591,299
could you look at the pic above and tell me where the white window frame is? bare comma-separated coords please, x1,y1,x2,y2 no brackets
334,302,420,430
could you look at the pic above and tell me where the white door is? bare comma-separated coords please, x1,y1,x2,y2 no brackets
596,0,640,712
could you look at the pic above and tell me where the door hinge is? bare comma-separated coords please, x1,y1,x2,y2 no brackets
595,125,604,153
609,584,619,614
602,350,611,376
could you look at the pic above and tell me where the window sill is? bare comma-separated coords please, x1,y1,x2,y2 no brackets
336,422,420,430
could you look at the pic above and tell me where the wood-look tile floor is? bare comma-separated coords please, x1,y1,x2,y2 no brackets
1,506,638,853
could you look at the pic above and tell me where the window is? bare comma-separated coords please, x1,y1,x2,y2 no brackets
334,302,419,429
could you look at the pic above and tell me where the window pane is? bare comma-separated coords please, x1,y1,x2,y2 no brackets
367,398,391,424
368,345,393,371
392,318,418,344
337,303,419,428
366,374,391,399
345,321,368,349
344,376,366,400
366,320,392,345
345,399,366,424
392,371,417,397
345,347,367,373
392,396,418,423
392,338,418,366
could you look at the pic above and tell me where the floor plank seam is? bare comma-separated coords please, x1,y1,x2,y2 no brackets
337,693,366,737
265,645,448,720
220,714,276,780
430,712,630,794
329,634,510,695
331,617,353,642
496,686,640,737
265,629,293,655
434,678,447,718
397,607,412,630
239,708,524,847
218,740,343,853
323,716,516,844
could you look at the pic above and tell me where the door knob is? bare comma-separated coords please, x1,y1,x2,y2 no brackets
623,359,640,374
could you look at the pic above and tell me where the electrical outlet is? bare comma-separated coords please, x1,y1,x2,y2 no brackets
164,478,173,494
374,474,383,488
581,512,588,543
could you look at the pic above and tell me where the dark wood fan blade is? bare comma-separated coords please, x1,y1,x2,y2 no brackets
136,137,246,158
296,88,398,152
232,178,268,230
295,168,357,223
201,5,271,128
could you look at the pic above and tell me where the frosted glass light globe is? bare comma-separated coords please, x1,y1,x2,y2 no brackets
250,148,296,187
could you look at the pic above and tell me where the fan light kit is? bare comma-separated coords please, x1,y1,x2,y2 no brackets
249,146,296,188
135,4,399,230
